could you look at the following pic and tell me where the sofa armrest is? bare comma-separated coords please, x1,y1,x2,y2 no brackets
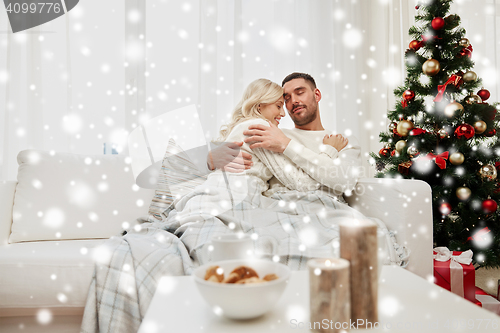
0,181,17,246
345,178,433,280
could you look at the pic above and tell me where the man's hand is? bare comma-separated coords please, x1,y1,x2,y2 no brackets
323,134,348,151
243,121,291,153
207,141,253,173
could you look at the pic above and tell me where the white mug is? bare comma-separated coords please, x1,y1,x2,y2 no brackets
203,233,255,262
377,228,390,279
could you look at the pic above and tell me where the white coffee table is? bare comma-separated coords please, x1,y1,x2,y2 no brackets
138,266,499,333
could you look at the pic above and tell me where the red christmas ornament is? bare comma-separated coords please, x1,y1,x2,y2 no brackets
454,124,475,139
439,202,452,215
402,90,415,107
432,17,445,30
482,199,498,214
415,5,420,9
409,40,424,51
477,88,491,101
379,148,391,157
485,129,496,137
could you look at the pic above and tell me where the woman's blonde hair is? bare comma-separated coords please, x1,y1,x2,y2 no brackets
216,78,283,142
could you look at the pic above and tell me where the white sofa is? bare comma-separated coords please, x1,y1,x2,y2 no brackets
0,150,433,332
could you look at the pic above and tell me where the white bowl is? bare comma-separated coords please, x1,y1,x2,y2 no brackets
193,259,291,319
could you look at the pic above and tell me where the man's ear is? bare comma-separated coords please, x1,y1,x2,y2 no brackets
314,88,322,103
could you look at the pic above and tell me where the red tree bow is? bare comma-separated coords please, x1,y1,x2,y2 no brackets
459,44,473,58
434,72,464,102
427,151,449,169
409,128,428,136
422,34,442,42
467,227,491,242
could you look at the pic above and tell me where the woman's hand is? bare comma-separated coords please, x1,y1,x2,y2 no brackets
323,134,348,151
207,141,253,172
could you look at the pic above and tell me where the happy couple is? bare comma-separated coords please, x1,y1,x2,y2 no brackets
81,73,406,333
205,72,362,200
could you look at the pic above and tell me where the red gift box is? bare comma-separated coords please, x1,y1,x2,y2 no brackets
475,287,500,315
433,248,475,302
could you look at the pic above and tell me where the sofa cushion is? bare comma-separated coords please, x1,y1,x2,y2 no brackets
0,240,104,308
9,150,155,243
148,139,207,220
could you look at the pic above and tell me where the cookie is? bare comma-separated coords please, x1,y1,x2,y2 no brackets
235,277,264,284
204,265,224,282
263,274,279,281
223,266,259,283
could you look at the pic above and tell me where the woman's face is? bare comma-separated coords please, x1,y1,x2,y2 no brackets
259,96,285,126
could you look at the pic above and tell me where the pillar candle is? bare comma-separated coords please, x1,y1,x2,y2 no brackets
340,219,378,328
308,258,350,333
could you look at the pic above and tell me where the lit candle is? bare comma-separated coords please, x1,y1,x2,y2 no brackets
308,258,350,333
340,219,378,328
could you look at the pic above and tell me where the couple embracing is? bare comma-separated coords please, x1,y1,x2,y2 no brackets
80,73,408,333
206,72,361,200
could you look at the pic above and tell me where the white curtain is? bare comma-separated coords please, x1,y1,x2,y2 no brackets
1,0,499,180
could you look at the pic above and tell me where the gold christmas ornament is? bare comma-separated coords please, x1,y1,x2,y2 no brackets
449,152,465,165
458,37,470,47
395,140,407,152
456,186,471,201
462,71,477,83
479,164,497,181
422,59,441,76
438,128,449,139
388,122,397,132
464,94,482,105
407,145,419,157
444,101,463,118
397,120,414,137
473,120,487,134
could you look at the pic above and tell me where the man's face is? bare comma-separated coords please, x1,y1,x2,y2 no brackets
283,78,319,126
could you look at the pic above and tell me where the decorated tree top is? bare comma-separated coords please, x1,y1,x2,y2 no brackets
371,0,500,268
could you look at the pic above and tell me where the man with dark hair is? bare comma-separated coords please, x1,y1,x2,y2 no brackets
241,72,361,196
209,72,361,197
282,72,317,88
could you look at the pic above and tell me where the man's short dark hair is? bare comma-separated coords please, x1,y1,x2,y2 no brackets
282,72,316,89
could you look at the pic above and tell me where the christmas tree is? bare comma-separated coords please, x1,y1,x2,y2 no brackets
371,0,500,268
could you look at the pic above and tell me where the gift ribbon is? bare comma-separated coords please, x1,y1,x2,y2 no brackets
434,247,473,298
475,287,500,314
434,73,463,102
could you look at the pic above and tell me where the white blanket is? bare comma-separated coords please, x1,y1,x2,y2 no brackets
80,172,408,333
